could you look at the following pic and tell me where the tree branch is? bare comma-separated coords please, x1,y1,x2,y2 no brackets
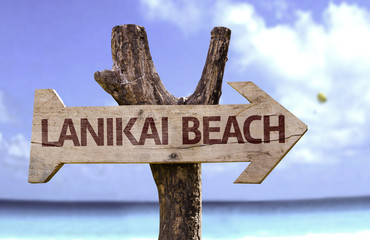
94,24,231,240
95,24,178,105
185,27,231,105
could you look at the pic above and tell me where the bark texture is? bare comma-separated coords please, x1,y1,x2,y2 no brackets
95,24,231,240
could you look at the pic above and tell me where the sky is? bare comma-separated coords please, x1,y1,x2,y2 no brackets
1,0,370,201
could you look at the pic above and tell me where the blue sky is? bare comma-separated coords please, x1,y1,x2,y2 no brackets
1,0,370,201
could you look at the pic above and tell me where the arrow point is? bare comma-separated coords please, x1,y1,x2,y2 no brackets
34,89,65,109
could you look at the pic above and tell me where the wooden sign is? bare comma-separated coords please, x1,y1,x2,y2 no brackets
29,81,307,184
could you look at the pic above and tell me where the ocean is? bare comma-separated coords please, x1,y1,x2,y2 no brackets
0,196,370,240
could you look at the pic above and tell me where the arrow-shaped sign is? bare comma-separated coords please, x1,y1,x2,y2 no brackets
29,82,307,184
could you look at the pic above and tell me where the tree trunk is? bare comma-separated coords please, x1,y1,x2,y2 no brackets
95,24,231,240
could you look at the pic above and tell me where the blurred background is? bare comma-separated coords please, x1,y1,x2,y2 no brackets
1,0,370,239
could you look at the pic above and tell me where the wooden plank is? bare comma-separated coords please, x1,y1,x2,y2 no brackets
29,81,307,184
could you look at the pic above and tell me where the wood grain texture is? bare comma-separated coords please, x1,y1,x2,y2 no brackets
94,25,178,106
28,24,308,239
95,24,230,240
29,82,307,184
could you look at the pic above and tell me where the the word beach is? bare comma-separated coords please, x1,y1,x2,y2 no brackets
29,82,307,184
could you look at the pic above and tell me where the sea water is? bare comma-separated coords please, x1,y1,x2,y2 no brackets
0,197,370,240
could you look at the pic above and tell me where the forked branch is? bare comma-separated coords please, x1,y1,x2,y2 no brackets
94,24,231,240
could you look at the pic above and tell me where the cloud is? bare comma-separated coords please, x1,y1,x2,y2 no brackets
0,91,11,123
0,132,30,186
217,2,370,165
272,0,289,19
141,0,370,166
0,90,30,169
140,0,209,33
0,132,30,164
7,134,30,158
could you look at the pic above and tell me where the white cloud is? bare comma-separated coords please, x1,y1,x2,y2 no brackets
0,132,30,163
0,90,30,167
0,91,11,123
141,0,370,166
140,0,208,33
7,134,30,158
217,2,370,165
260,0,290,20
0,132,29,186
274,0,289,19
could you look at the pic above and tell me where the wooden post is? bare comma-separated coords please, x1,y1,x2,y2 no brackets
94,24,231,240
